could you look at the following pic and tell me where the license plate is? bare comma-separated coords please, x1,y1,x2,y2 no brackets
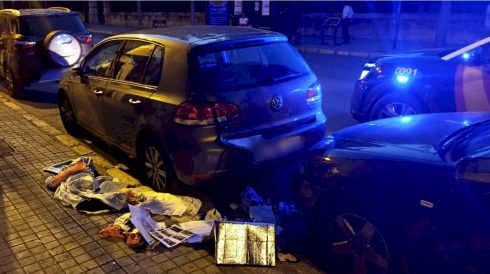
254,135,304,161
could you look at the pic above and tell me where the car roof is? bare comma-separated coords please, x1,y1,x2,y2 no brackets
0,8,77,17
111,25,287,48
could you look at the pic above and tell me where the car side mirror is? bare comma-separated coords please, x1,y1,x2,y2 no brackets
455,157,490,183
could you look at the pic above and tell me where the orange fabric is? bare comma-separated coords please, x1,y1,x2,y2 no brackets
48,162,87,189
99,224,125,239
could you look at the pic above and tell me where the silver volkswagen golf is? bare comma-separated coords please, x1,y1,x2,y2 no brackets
58,26,326,191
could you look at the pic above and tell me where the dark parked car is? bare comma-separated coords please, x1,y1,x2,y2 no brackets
298,113,490,274
0,7,92,98
59,26,327,191
351,37,490,121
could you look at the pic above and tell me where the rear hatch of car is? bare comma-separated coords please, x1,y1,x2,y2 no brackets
177,38,325,159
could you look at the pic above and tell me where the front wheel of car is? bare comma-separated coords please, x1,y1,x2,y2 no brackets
326,213,391,274
59,92,80,135
5,68,24,99
370,94,425,121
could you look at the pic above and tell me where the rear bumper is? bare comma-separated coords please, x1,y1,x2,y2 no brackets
172,115,327,185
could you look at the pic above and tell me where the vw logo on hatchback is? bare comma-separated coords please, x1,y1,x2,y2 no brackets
271,95,284,111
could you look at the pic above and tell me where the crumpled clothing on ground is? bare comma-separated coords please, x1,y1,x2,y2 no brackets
45,157,95,191
54,172,128,213
99,216,143,249
121,186,202,216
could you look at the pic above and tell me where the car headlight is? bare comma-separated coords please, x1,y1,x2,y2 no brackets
359,62,377,80
359,70,370,80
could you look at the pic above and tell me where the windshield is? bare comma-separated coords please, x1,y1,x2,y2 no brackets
195,42,311,92
439,120,490,161
20,15,86,37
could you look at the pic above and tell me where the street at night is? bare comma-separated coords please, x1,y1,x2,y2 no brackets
1,1,490,274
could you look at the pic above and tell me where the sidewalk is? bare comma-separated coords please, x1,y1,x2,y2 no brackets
0,93,324,273
87,23,463,58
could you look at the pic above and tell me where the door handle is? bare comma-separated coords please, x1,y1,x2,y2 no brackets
128,98,142,105
93,89,104,95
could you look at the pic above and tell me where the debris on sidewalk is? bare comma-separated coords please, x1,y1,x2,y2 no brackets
122,186,201,216
205,208,223,221
215,221,276,266
178,220,214,244
149,224,194,248
99,212,145,249
249,205,276,224
240,186,264,212
54,173,128,214
129,204,166,245
45,157,95,190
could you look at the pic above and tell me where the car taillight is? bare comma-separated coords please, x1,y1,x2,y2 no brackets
77,34,93,44
8,40,36,49
306,82,322,103
174,101,240,126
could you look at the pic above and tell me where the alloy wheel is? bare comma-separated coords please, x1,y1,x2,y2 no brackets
329,213,390,274
379,102,417,119
144,146,167,191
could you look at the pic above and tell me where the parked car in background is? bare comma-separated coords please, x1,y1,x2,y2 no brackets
59,26,327,192
351,37,490,122
0,7,92,98
297,112,490,274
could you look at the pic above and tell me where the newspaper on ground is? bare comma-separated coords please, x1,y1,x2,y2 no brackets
149,224,194,248
128,204,166,245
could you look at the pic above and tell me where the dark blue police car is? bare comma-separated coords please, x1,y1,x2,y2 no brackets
351,37,490,121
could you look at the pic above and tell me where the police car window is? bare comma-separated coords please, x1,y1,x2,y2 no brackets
113,40,154,83
142,45,163,86
84,40,123,77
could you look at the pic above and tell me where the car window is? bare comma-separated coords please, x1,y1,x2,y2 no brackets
113,40,154,83
195,42,311,92
19,15,86,37
83,40,122,77
142,45,164,86
452,125,490,160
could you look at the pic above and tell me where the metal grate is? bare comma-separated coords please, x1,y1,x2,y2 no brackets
0,138,14,157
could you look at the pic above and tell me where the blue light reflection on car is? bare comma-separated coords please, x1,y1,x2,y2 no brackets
401,116,412,123
462,52,470,60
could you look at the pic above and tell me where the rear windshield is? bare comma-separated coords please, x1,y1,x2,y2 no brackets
196,42,311,92
20,15,86,37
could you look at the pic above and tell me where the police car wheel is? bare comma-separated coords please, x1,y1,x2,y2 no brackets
370,94,425,121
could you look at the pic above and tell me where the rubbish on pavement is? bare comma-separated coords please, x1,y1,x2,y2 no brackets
129,204,166,245
54,173,128,214
277,252,299,263
170,215,200,224
125,231,143,248
45,157,95,190
99,224,125,239
240,186,264,212
113,213,132,232
121,186,202,216
249,205,276,224
149,224,194,248
178,220,214,243
215,221,276,266
43,159,74,174
205,208,223,221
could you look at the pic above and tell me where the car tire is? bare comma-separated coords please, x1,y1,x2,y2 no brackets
370,94,425,121
58,92,80,135
138,137,180,193
43,31,82,67
312,196,407,274
4,68,24,99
